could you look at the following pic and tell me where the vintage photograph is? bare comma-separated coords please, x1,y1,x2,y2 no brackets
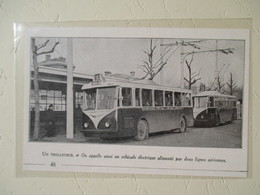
29,36,244,148
23,27,249,176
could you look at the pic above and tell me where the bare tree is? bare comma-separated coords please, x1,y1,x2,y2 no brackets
208,64,229,92
184,52,201,89
226,72,237,95
215,76,225,93
138,39,167,80
236,87,243,102
138,39,204,81
31,38,59,140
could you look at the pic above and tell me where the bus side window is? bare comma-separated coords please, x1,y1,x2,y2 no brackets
122,87,132,106
154,90,163,106
215,97,221,107
142,89,152,106
174,92,181,106
135,88,140,106
208,97,214,107
185,93,191,106
165,91,173,106
233,100,236,107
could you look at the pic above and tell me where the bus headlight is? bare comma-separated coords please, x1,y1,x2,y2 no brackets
105,122,110,128
84,123,89,128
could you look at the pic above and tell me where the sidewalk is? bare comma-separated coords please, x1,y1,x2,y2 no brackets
40,131,87,143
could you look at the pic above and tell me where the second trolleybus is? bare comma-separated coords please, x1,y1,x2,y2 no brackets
192,91,237,127
80,74,194,141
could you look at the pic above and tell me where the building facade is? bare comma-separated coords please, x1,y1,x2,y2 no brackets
30,56,93,138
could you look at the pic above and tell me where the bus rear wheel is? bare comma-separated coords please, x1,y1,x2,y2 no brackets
179,117,186,133
135,120,148,141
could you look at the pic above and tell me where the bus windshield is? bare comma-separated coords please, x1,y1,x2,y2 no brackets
83,87,116,110
193,96,208,108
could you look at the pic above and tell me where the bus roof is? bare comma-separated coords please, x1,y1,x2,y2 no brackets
193,91,236,99
81,75,192,93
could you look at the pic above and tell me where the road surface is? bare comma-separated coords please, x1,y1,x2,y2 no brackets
87,120,242,148
41,120,242,148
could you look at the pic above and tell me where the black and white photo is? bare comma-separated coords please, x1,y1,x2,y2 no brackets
22,27,249,177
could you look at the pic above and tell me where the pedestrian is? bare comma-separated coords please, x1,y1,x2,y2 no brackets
74,104,82,132
45,104,56,137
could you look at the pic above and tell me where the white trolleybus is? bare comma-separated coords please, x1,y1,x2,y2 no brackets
81,74,194,141
192,91,237,127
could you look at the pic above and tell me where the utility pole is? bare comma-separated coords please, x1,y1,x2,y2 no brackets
180,40,184,88
214,40,219,89
66,38,74,139
160,39,164,85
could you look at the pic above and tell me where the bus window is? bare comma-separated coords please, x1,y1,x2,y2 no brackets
142,89,152,106
215,97,223,108
154,90,163,106
165,91,173,106
97,87,116,109
117,88,120,107
122,87,132,106
224,99,228,107
193,96,207,108
174,92,181,106
135,88,140,106
84,88,96,110
208,97,214,107
227,99,231,108
182,93,191,106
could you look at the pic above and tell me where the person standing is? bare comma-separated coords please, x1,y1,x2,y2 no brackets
74,104,82,132
45,104,56,137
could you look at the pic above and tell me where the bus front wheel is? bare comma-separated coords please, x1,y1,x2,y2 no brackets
135,120,149,141
179,117,187,133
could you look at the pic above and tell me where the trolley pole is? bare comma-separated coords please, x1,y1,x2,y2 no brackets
180,41,184,88
214,40,219,89
66,38,74,139
160,39,164,85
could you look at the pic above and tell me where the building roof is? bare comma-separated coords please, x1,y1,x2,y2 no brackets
193,91,236,99
32,56,94,84
38,57,68,69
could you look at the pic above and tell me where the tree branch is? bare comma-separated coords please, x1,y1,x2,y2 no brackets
150,62,167,80
137,66,149,74
184,78,189,83
36,40,50,51
36,42,59,56
140,73,149,79
191,73,200,80
191,78,201,85
185,60,190,67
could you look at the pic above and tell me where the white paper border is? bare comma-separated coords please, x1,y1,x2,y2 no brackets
21,26,249,177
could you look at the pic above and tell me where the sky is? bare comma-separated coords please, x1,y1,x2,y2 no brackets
35,37,245,88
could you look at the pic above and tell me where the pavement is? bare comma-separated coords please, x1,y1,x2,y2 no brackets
38,120,243,148
40,131,87,143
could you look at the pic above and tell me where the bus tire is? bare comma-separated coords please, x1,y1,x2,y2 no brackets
135,120,149,141
179,117,186,133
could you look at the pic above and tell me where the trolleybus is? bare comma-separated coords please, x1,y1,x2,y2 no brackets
192,91,237,127
81,74,194,141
